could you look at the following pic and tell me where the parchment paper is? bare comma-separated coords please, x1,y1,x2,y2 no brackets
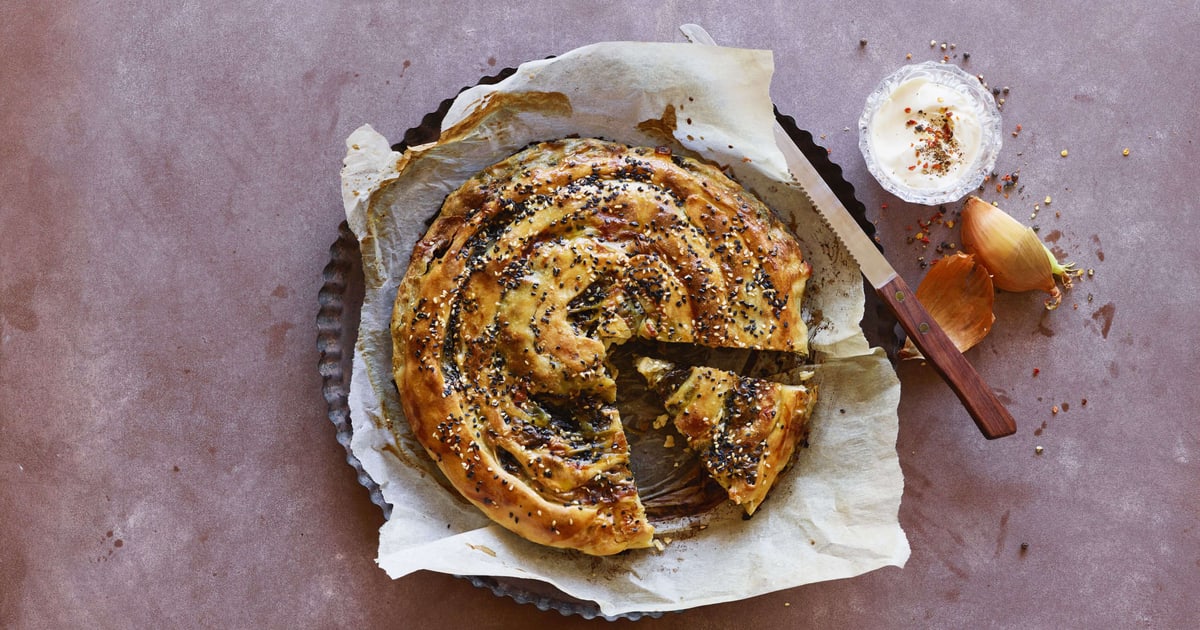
339,41,908,617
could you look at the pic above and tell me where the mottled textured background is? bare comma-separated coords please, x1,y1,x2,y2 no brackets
2,1,1197,628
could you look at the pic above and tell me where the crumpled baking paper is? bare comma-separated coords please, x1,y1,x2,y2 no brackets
340,41,908,617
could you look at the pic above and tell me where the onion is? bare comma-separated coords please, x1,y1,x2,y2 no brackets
960,196,1080,310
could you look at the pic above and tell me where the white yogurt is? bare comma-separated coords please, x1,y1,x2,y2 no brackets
868,78,983,190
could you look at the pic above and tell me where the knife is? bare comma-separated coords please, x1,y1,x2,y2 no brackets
680,24,1016,439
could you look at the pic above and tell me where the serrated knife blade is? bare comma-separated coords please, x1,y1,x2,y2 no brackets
681,24,1015,439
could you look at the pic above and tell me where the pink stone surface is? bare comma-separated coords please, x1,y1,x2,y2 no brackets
2,2,1197,628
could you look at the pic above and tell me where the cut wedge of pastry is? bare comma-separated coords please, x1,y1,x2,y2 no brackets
636,356,817,515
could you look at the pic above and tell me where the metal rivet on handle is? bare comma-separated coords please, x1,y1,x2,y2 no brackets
895,291,905,302
918,322,930,334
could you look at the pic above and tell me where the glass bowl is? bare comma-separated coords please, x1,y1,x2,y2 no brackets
858,61,1002,205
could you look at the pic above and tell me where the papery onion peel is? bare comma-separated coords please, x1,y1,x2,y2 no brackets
900,252,995,360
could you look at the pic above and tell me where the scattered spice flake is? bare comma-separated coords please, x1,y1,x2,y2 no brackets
1051,405,1060,415
1032,367,1040,377
1035,446,1044,455
1044,195,1052,205
859,38,868,47
1122,148,1130,156
906,53,913,60
1061,149,1069,157
1081,398,1088,406
930,40,937,47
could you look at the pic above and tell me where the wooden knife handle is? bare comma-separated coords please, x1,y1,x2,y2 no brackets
877,275,1017,439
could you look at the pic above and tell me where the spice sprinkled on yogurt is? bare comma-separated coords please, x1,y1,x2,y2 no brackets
871,78,982,189
878,79,983,190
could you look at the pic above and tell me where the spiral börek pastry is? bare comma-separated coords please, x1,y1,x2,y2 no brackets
392,138,814,555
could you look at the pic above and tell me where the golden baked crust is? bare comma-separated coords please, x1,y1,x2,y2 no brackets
636,357,816,515
392,138,813,555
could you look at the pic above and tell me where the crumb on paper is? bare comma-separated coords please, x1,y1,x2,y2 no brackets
467,543,497,557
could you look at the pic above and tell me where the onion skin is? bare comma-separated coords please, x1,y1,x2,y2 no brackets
900,252,995,359
961,196,1077,309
